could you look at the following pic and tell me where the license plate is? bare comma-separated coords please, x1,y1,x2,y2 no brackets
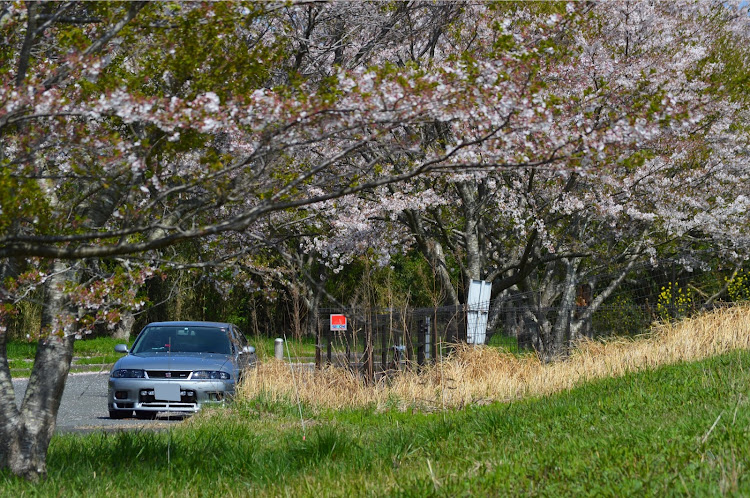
154,383,182,402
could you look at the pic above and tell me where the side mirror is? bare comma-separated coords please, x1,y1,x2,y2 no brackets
114,344,129,354
242,345,255,355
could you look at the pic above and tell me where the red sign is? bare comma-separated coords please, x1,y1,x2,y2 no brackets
330,314,347,331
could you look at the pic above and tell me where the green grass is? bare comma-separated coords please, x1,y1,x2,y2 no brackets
72,336,131,355
7,336,130,361
74,354,124,365
5,341,38,360
8,359,32,370
7,336,131,377
486,332,520,352
252,335,318,359
2,349,750,495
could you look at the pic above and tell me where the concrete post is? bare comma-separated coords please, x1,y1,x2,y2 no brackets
274,338,284,360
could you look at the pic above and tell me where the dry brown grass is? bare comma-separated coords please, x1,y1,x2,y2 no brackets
237,305,750,411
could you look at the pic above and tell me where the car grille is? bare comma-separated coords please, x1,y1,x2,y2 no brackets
138,402,197,410
139,389,197,404
146,370,191,379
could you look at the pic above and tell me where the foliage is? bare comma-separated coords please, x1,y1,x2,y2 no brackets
591,293,651,337
727,269,750,303
656,282,695,322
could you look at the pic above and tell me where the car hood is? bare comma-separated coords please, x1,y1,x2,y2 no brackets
112,353,233,373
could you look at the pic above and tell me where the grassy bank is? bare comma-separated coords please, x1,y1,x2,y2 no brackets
2,348,749,496
3,306,750,495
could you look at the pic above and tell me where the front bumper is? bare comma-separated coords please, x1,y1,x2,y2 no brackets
108,377,236,414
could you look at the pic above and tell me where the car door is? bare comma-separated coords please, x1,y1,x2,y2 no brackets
230,326,253,373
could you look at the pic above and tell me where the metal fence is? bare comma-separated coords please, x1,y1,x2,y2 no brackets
313,289,735,381
315,305,467,380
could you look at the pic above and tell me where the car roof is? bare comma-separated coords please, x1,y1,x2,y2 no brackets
145,321,234,329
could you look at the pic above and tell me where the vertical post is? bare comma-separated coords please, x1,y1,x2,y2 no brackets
425,315,431,362
326,319,332,366
274,338,284,360
458,304,468,343
394,335,402,371
417,319,425,367
345,317,352,372
404,317,413,370
381,317,387,372
448,306,457,344
431,313,438,361
364,315,374,383
315,316,321,369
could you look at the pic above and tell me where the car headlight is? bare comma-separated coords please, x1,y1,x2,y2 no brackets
191,370,230,380
111,369,145,378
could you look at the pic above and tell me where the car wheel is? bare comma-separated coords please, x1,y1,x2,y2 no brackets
109,409,131,419
135,410,157,420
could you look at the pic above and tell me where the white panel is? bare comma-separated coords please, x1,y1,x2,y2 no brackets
154,383,182,402
467,280,492,345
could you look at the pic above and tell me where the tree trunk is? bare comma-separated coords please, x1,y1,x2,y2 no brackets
112,311,135,341
0,261,77,481
400,209,460,306
305,285,321,338
552,258,578,356
456,182,483,283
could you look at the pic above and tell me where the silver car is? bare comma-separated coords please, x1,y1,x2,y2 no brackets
108,321,256,419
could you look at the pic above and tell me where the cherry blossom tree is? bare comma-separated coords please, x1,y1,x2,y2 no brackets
0,1,577,476
1,0,749,479
276,0,750,357
0,1,479,479
496,1,750,356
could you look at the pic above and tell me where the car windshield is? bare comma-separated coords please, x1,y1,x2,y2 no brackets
131,326,232,355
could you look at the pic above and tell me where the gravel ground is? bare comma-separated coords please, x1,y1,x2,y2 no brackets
12,372,183,433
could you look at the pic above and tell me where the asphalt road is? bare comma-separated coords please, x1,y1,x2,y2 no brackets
12,372,183,433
